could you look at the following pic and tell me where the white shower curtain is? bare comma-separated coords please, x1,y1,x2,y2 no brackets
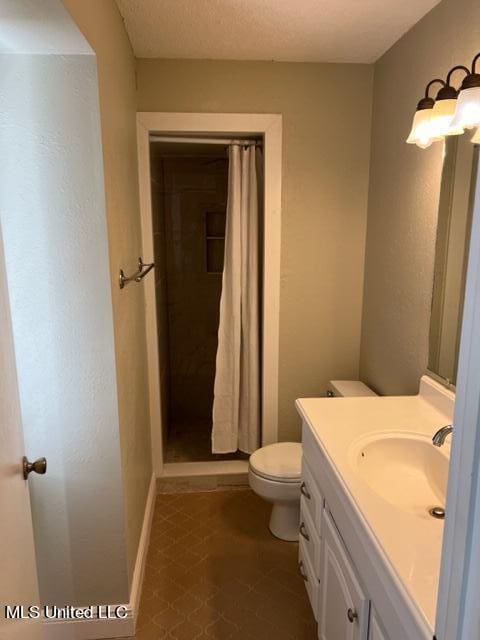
212,144,261,454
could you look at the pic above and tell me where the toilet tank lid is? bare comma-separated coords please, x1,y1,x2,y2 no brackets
328,380,377,397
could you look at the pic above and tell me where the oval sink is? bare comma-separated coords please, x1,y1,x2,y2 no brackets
349,432,449,516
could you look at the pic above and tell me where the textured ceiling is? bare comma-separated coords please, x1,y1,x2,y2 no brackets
115,0,440,63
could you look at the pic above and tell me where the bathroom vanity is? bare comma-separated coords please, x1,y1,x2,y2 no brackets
296,376,454,640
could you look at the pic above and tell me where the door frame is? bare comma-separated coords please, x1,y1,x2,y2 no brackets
136,112,282,475
435,155,480,638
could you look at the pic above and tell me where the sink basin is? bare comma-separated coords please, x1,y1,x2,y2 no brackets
349,431,449,516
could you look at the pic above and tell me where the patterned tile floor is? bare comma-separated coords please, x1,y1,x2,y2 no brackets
135,489,316,640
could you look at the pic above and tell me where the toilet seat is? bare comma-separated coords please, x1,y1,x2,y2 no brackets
249,442,302,483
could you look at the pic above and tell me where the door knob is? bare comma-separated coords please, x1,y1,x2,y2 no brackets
23,456,47,479
347,608,358,623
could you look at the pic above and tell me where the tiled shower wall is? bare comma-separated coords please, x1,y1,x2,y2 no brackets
151,152,229,429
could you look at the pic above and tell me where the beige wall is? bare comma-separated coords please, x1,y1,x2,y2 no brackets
63,0,152,586
136,60,373,440
360,0,480,395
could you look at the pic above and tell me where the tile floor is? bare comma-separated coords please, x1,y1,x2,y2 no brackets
135,489,316,639
165,420,249,463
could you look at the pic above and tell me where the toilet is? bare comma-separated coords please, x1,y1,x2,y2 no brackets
249,380,377,541
249,442,302,541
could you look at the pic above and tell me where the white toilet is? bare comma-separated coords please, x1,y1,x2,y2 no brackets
248,442,302,541
249,380,377,541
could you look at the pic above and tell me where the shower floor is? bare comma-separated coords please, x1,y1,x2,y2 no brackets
165,419,250,463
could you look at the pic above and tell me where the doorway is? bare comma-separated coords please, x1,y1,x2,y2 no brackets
136,113,282,475
150,139,252,462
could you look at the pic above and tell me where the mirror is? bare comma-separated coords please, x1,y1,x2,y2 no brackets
428,136,478,386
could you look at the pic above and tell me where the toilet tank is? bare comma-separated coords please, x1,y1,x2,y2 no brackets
327,380,377,398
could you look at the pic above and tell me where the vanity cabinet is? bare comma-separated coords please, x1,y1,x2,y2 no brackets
297,381,453,640
299,458,388,640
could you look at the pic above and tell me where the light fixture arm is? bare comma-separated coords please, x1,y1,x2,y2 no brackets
471,52,480,74
416,79,445,111
435,66,471,101
446,65,470,86
459,52,480,90
424,78,445,98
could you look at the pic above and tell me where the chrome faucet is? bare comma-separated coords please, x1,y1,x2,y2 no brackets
432,424,453,447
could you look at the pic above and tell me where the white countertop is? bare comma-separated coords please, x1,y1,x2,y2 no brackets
296,376,454,632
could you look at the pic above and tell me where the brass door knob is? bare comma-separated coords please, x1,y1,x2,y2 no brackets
23,456,47,480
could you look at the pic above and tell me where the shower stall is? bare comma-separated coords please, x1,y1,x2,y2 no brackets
136,112,282,476
149,136,262,464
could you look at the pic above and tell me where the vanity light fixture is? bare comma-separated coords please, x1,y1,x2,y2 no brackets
450,53,480,131
406,79,445,148
428,66,470,139
407,52,480,148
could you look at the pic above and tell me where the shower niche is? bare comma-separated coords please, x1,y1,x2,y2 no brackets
205,210,226,274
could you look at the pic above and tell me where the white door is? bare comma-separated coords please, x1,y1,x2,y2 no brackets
320,510,369,640
0,229,43,640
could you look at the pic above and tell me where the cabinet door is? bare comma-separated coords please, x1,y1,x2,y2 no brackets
368,609,390,640
319,510,369,640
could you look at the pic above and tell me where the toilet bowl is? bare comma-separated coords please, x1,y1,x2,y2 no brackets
248,442,302,541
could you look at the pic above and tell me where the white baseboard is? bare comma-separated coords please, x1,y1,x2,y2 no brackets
128,472,156,623
43,473,156,640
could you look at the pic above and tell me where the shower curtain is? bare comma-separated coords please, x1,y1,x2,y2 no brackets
212,144,261,454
